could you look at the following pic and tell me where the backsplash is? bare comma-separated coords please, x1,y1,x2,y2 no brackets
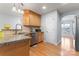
22,26,31,33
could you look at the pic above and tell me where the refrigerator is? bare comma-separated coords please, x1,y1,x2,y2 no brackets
75,16,79,51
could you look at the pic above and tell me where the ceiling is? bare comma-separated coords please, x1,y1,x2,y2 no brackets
0,3,79,16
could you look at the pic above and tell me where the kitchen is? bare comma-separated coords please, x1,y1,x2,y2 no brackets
0,3,79,56
0,3,44,56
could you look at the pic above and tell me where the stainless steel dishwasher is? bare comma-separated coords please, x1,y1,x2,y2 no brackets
30,33,38,46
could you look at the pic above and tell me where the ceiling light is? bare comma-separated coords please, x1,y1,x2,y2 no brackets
42,6,46,9
12,6,16,12
18,9,21,13
18,9,24,14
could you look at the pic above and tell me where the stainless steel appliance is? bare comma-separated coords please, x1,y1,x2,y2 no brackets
30,28,37,46
30,28,41,46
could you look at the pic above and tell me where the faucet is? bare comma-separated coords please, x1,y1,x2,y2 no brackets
15,24,22,34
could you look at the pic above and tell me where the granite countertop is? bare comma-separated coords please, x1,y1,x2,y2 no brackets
0,34,31,44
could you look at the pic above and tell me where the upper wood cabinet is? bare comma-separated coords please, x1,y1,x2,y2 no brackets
23,10,41,26
23,10,30,26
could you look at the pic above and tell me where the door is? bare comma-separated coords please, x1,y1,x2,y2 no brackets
44,14,57,44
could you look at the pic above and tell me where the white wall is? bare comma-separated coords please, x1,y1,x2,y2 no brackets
0,14,22,29
57,12,61,44
61,10,79,17
41,10,61,45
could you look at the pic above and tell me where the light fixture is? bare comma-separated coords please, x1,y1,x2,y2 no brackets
42,6,46,10
18,9,24,14
12,3,24,14
12,6,16,12
18,9,21,13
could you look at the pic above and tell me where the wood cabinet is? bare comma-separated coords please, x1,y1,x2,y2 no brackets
23,10,41,26
0,39,30,56
23,10,30,26
36,32,44,43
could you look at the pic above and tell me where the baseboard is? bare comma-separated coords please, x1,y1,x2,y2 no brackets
44,40,61,46
57,40,61,45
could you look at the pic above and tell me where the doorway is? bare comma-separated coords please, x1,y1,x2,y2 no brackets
61,15,76,51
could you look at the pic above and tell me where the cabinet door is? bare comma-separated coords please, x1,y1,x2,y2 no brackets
30,12,41,26
14,40,30,56
23,10,41,26
23,11,30,25
30,12,36,26
37,32,44,43
34,14,41,26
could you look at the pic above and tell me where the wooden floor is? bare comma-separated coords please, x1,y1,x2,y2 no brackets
30,37,79,56
30,42,61,56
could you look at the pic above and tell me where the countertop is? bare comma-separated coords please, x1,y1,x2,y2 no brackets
0,34,31,44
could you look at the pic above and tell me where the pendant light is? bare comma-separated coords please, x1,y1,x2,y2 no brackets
12,3,24,14
12,4,17,12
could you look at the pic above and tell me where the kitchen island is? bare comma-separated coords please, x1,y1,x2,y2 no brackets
0,34,31,56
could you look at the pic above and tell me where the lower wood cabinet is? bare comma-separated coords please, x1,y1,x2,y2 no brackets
36,32,44,43
0,39,30,56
